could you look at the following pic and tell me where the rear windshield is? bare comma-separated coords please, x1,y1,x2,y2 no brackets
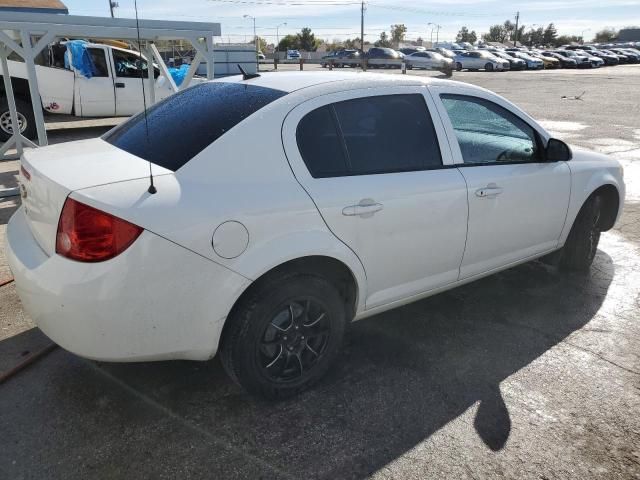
103,82,287,171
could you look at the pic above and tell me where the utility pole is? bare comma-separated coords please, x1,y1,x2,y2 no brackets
108,0,115,18
360,1,365,54
276,22,286,59
513,11,520,47
429,22,441,45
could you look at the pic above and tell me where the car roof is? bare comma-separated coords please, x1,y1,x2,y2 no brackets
212,71,452,94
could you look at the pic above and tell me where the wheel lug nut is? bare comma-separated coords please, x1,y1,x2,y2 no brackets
301,336,305,340
295,326,299,330
283,336,287,340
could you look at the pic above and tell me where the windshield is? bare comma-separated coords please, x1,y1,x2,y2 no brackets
103,82,287,171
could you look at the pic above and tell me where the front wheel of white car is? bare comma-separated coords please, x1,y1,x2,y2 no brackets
558,196,602,272
220,272,347,399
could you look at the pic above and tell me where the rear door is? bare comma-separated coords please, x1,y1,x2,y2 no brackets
74,46,115,117
282,87,469,309
430,86,570,278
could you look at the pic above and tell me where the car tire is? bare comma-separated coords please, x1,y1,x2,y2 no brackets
455,62,462,71
557,195,603,272
220,272,347,399
0,97,37,142
485,63,494,72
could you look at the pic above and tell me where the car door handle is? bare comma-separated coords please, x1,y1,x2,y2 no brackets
475,185,503,198
115,82,125,88
342,201,384,217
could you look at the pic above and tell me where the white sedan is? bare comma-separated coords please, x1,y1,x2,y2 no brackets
404,51,454,73
6,72,624,398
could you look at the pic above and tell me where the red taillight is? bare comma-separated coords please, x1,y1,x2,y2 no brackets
20,165,31,181
56,198,143,262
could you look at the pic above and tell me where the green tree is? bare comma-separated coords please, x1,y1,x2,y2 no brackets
343,37,360,49
503,20,515,40
297,27,318,51
251,36,267,53
525,27,544,46
543,23,558,45
456,26,477,44
553,34,581,47
482,24,508,43
594,28,617,43
390,24,407,47
278,34,299,51
375,31,392,47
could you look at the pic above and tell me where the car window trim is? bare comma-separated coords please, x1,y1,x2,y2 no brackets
438,92,547,166
300,92,445,178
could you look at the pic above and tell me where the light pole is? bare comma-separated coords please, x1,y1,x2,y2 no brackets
428,23,441,45
244,14,258,69
276,22,287,59
529,24,540,47
580,28,590,44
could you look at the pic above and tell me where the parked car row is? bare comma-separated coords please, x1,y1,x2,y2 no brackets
321,46,454,74
454,44,640,71
319,43,640,74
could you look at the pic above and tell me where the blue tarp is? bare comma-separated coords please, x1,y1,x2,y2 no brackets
64,40,97,79
168,64,190,86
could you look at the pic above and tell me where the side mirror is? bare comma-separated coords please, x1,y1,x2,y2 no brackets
546,138,572,162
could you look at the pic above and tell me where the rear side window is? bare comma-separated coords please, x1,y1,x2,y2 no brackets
296,106,348,178
103,82,287,171
296,94,442,177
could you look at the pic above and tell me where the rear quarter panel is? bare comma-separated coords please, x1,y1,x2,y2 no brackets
75,98,368,314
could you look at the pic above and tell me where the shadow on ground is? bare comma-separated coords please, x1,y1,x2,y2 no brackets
0,252,614,479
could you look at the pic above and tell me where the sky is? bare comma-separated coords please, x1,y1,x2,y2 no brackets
64,0,640,44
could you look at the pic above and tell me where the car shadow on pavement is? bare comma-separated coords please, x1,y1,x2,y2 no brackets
0,252,614,479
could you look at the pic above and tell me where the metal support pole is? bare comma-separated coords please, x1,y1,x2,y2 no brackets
179,51,202,90
150,43,177,92
20,30,47,146
0,45,22,157
145,45,156,105
360,1,365,54
205,36,215,80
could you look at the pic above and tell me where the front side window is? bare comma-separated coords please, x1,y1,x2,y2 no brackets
112,49,150,78
441,94,539,165
296,94,442,177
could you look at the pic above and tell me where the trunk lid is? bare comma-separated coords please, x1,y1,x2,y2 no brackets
19,138,171,256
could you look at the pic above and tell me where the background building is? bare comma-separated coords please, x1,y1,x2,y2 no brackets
0,0,68,14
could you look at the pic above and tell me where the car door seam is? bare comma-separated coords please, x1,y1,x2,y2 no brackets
455,167,471,281
556,161,573,245
279,104,369,285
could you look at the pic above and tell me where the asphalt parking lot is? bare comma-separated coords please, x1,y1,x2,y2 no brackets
1,66,639,479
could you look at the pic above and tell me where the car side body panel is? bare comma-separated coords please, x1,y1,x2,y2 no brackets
5,72,626,363
557,148,625,245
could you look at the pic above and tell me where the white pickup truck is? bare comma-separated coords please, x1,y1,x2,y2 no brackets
0,41,183,141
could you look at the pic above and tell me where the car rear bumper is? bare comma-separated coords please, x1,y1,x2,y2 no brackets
5,208,250,362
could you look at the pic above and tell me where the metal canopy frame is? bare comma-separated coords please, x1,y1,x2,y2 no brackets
0,12,221,160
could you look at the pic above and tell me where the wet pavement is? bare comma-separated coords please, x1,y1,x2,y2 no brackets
0,68,639,479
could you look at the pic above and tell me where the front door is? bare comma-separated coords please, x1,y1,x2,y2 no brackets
283,87,469,309
432,90,571,278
